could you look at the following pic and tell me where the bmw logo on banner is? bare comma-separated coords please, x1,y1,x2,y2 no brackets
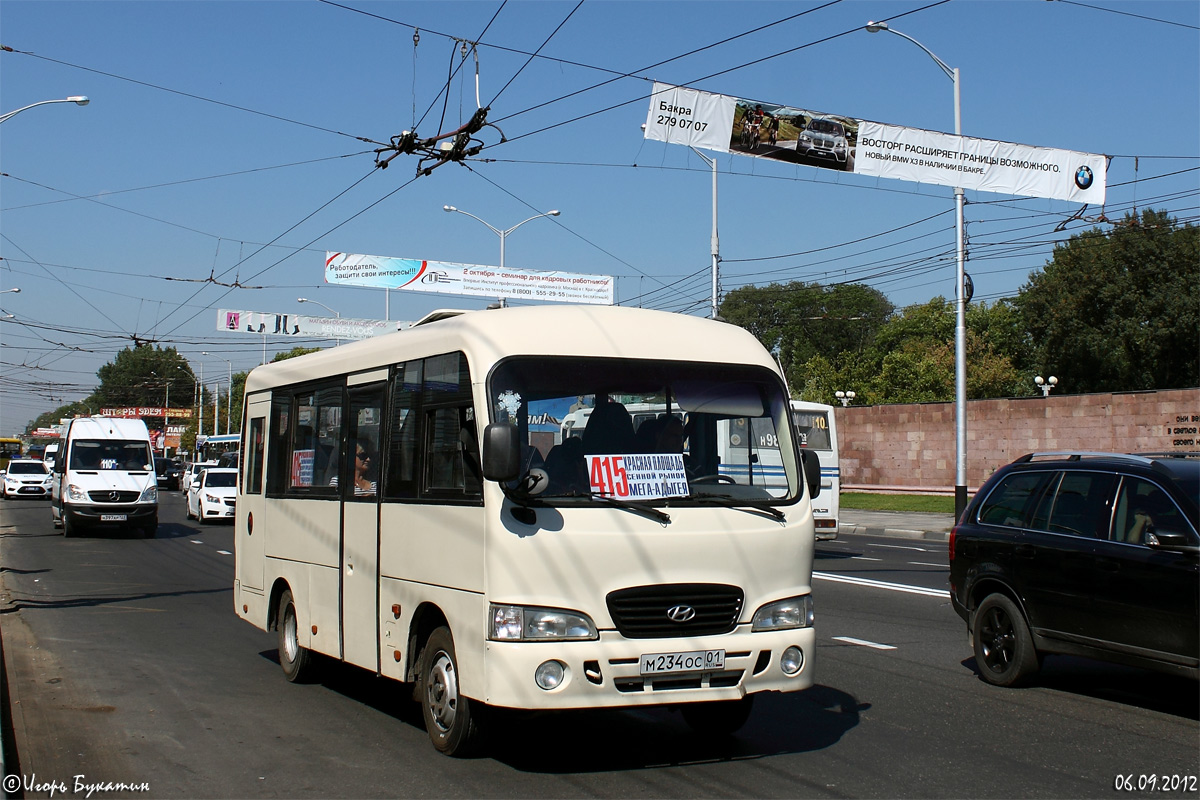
1075,165,1094,190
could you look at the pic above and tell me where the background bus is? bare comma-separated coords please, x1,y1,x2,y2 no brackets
0,437,23,471
720,401,840,539
197,433,240,465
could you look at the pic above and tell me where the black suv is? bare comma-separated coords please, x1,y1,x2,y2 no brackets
950,452,1198,686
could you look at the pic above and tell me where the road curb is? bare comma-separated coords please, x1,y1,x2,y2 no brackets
840,524,951,542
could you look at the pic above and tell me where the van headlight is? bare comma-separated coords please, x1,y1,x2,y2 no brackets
67,483,88,502
139,485,158,503
752,595,814,631
489,604,598,641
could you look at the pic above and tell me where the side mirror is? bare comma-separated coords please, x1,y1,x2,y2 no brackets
482,423,521,482
1146,530,1197,551
800,449,821,499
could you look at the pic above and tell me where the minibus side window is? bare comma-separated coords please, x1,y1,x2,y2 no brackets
384,360,422,500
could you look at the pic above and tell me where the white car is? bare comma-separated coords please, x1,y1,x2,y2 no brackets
3,459,53,499
181,461,216,495
186,467,237,523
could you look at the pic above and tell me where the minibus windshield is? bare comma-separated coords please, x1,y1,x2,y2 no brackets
489,357,799,506
70,440,153,471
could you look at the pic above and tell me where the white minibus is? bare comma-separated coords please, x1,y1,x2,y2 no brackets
51,416,158,537
234,305,819,755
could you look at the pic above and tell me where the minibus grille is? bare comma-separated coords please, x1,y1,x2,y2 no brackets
606,584,743,639
88,490,140,503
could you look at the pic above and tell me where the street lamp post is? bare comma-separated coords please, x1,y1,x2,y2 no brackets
866,20,969,522
688,148,721,319
0,288,19,295
298,297,342,346
443,205,561,306
203,352,234,435
835,390,856,408
0,96,89,125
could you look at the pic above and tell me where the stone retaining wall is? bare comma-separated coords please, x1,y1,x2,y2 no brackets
837,388,1200,493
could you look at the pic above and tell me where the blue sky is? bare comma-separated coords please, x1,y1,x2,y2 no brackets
2,0,1197,434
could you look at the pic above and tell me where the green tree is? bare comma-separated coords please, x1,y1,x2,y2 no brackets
1016,209,1199,392
93,345,196,409
720,281,893,375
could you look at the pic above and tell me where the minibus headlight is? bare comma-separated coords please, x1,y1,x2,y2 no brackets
489,604,598,641
139,485,158,503
752,595,814,631
67,483,88,502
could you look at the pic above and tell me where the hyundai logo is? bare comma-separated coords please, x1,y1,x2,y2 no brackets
1075,165,1094,190
666,605,696,623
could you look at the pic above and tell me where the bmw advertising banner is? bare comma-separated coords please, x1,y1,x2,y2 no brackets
325,253,615,305
644,82,1106,205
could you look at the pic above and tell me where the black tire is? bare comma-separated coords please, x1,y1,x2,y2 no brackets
277,588,317,683
63,512,77,538
973,593,1039,687
419,626,484,757
681,696,754,736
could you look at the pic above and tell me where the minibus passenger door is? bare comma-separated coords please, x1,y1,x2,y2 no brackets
238,398,270,592
341,381,385,672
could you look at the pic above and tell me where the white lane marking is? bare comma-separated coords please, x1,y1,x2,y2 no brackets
851,556,882,561
909,561,947,568
833,636,897,650
216,550,232,555
871,543,929,552
813,571,950,598
191,540,204,544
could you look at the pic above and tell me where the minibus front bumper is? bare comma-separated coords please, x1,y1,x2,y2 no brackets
480,625,815,710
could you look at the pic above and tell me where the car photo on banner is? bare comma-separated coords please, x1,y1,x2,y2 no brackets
730,100,859,172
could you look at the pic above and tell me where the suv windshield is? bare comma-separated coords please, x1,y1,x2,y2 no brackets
489,357,798,507
807,119,843,135
70,440,153,471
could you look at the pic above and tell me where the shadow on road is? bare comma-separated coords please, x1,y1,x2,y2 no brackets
961,656,1199,720
262,649,866,769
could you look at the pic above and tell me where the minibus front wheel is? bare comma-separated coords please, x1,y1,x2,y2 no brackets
277,588,317,683
419,626,484,757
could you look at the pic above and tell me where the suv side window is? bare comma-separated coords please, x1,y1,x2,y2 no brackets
1111,476,1196,545
1032,471,1116,538
977,471,1053,528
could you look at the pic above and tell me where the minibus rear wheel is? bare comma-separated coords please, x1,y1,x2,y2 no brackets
419,626,484,756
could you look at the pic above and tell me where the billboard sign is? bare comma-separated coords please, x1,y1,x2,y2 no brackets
325,253,615,306
216,310,409,341
643,82,1106,204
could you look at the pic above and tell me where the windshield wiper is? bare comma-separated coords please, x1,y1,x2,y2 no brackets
676,494,786,521
517,491,672,524
588,493,672,524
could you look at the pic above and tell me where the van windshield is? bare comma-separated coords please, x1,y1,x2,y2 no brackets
70,440,153,471
489,357,799,506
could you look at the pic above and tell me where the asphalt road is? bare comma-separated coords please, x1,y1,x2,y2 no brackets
1,493,1196,798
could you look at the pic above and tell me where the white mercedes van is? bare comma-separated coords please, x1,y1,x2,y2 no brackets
51,416,158,537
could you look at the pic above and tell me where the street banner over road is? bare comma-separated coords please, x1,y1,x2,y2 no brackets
643,82,1106,204
216,310,409,340
325,253,615,305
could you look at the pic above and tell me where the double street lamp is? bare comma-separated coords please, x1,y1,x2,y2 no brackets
0,96,89,124
443,205,561,306
866,21,970,522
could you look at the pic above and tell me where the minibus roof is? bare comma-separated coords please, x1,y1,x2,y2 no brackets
246,305,780,393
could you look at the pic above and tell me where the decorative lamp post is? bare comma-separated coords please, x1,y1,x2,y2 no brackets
835,390,857,408
1034,375,1058,397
